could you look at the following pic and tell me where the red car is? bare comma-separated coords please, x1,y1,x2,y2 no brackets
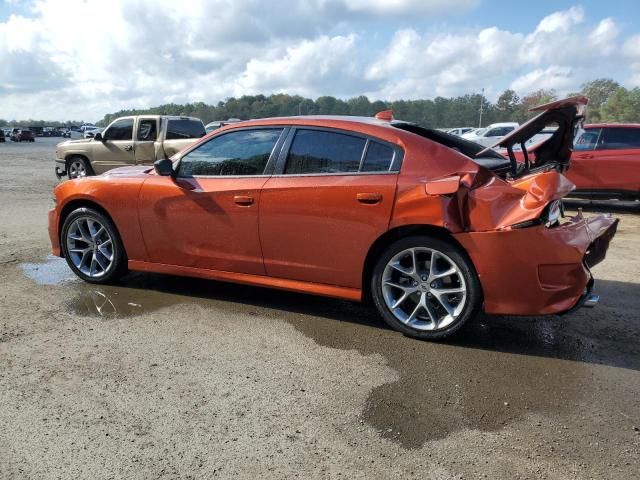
11,129,35,142
498,123,639,200
48,97,617,340
569,124,640,200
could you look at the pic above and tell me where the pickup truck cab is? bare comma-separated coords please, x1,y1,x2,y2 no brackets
55,115,205,179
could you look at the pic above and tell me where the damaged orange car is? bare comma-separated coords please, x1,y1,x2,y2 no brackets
48,96,618,339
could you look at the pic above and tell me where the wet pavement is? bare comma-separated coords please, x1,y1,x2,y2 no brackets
19,250,640,450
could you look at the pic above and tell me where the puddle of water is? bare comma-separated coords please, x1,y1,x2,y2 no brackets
21,255,77,285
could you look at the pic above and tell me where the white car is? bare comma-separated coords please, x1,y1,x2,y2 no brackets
83,127,103,139
462,122,519,147
447,127,475,136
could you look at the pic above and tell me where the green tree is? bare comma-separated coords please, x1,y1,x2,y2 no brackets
580,78,620,122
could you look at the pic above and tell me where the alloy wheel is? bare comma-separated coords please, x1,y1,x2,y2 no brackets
381,247,467,331
65,216,114,278
68,160,87,178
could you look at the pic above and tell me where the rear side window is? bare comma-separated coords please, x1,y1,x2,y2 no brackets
104,118,133,141
137,119,157,141
574,129,601,151
285,129,366,174
361,141,394,172
166,119,206,140
178,128,282,177
600,127,640,149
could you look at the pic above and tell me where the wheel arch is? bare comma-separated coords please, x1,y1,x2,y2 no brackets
361,224,482,303
58,199,120,254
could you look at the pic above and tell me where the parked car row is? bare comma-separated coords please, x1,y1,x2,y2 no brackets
1,128,35,142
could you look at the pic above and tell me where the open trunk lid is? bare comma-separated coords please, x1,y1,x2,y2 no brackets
477,96,588,178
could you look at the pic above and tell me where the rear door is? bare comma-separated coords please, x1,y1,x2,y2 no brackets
133,117,158,165
161,118,206,158
569,127,640,193
259,127,401,289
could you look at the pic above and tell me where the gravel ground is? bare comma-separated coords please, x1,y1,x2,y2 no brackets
1,138,639,479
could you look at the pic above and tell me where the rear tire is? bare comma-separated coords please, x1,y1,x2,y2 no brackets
371,235,482,340
61,207,127,284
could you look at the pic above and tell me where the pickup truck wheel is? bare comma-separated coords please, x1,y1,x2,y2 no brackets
371,236,482,340
61,207,127,284
67,156,93,179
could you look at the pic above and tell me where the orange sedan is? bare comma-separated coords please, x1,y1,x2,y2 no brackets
48,97,618,339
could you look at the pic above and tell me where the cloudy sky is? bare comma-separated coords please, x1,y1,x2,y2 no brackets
1,0,639,121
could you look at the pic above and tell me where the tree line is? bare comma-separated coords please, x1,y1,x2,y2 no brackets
2,79,638,129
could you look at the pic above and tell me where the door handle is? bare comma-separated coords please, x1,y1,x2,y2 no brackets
357,192,382,204
576,153,594,159
233,195,254,206
124,145,133,151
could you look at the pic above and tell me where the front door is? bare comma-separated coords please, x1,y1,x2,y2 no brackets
91,117,136,174
259,128,400,289
138,127,286,275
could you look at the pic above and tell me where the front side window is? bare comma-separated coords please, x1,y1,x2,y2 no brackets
104,118,134,141
600,127,640,149
178,128,282,177
573,128,601,151
285,129,366,174
137,119,157,141
166,119,206,140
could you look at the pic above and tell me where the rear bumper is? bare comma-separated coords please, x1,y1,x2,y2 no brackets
454,213,618,315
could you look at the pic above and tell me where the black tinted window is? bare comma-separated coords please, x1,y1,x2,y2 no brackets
166,119,205,140
178,129,282,177
600,127,640,149
104,118,133,141
361,141,394,172
137,119,157,141
285,130,366,174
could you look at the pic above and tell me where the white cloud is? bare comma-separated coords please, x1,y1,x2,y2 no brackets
0,2,638,120
342,0,478,15
365,7,635,100
510,66,576,93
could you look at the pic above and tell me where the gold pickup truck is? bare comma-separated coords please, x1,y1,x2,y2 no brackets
55,115,206,179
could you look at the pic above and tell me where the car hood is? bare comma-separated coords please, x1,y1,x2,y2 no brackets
57,138,95,147
101,166,151,177
478,96,588,176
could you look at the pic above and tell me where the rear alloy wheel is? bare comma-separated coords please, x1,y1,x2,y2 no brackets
67,156,92,179
371,236,481,339
61,208,127,284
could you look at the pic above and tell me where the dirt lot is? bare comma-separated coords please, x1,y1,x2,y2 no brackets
1,138,639,479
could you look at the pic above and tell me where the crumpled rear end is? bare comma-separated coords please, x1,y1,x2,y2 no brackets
454,212,618,315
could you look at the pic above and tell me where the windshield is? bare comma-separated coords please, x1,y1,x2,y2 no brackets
474,128,487,136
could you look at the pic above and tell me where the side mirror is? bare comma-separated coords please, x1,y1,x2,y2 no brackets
154,158,174,176
94,132,103,141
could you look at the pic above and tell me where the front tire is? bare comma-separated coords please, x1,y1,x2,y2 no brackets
67,156,93,179
61,208,127,284
371,235,482,340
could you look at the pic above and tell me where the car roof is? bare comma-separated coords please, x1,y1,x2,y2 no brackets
228,115,395,128
585,123,640,129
